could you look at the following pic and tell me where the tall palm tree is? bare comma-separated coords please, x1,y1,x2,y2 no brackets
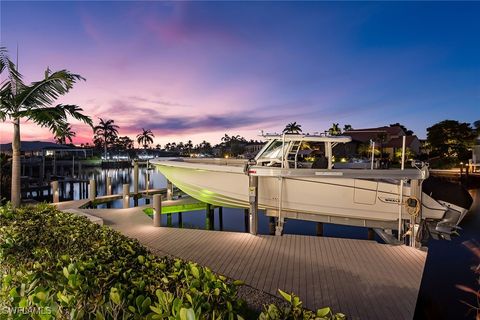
283,122,302,134
54,123,76,144
93,118,119,159
0,47,92,207
136,128,154,149
221,134,231,144
328,123,341,136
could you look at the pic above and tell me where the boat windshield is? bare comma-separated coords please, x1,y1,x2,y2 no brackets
256,140,284,164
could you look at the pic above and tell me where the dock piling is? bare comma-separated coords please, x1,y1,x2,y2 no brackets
244,209,249,233
106,177,112,196
167,180,173,200
218,207,223,231
51,181,59,203
206,204,214,230
122,184,130,208
316,222,324,237
153,194,161,227
368,228,375,240
269,217,276,235
178,212,183,228
133,160,139,195
89,179,96,201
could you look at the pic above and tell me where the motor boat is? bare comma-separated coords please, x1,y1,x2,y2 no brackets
151,134,473,239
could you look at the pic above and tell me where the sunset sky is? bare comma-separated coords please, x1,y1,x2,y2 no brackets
1,1,479,146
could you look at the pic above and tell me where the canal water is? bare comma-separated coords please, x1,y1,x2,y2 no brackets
73,166,479,319
76,166,371,239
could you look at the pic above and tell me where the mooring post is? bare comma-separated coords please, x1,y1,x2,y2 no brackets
206,204,214,230
316,222,324,237
51,180,59,203
218,207,223,231
368,228,375,240
122,184,130,209
145,170,150,195
210,206,215,230
248,175,258,235
133,160,139,195
167,180,173,200
106,176,112,196
244,209,250,233
269,217,276,235
178,212,183,228
89,179,96,201
153,194,161,227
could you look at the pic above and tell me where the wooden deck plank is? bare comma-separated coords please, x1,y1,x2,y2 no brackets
265,235,283,295
342,238,382,320
223,233,254,279
258,237,279,292
60,207,426,320
251,235,274,291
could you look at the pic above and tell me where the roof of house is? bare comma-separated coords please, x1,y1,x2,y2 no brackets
0,141,78,152
385,136,419,148
343,126,406,143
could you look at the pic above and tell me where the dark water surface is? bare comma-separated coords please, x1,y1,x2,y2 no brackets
415,188,479,320
78,167,479,318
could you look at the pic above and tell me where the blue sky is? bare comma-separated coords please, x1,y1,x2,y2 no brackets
1,1,479,144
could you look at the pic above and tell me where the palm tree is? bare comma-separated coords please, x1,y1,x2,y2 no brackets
283,122,302,134
328,123,341,136
93,118,119,159
136,128,154,149
0,47,92,207
54,123,76,144
221,134,231,144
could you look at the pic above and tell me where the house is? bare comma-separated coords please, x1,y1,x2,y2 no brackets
0,141,84,157
244,142,265,158
342,126,420,159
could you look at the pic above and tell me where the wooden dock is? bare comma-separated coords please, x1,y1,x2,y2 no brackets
61,205,426,320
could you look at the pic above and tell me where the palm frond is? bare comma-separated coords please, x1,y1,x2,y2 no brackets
16,104,92,132
60,104,93,127
16,70,85,110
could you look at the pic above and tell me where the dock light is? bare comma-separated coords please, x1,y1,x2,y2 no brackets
341,158,347,163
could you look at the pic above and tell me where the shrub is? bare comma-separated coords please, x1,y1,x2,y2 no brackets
0,204,345,319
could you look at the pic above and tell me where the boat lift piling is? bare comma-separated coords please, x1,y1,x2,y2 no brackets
122,184,130,208
218,207,223,230
133,160,139,195
51,180,59,203
248,174,258,235
89,179,96,201
153,194,162,227
106,176,112,196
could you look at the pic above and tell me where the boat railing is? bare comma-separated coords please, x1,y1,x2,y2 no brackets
246,166,427,180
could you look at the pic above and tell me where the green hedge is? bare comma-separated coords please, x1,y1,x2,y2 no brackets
0,204,345,320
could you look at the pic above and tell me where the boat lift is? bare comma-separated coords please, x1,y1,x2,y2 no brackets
245,133,424,247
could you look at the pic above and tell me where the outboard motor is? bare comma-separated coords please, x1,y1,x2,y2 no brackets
422,176,473,239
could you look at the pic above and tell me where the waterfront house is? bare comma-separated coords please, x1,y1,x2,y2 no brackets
342,126,421,159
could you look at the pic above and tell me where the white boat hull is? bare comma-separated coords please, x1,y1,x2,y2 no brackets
153,159,448,225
